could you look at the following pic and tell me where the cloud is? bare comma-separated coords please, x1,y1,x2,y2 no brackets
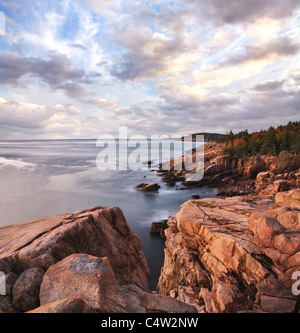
199,0,300,24
84,0,121,15
89,98,118,109
69,43,87,51
134,73,300,135
219,37,299,68
0,51,96,98
0,97,82,137
0,0,299,139
105,0,300,83
104,2,200,82
253,80,285,92
110,23,197,81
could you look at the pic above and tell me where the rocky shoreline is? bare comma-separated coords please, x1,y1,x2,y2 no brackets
0,142,299,313
0,206,195,313
154,142,300,313
156,142,300,197
157,189,300,313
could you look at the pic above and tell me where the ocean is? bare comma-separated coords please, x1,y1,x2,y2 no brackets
0,139,217,290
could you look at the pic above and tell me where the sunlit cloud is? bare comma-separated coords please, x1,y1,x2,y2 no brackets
0,0,299,139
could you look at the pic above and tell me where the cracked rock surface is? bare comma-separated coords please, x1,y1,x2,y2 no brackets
157,189,300,313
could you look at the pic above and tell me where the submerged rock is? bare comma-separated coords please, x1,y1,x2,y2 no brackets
135,183,161,193
150,219,168,238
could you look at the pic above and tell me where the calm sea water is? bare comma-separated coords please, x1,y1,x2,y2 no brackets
0,139,216,290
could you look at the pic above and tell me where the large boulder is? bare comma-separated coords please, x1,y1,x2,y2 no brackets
38,252,198,313
276,151,300,173
12,267,45,312
275,188,300,210
39,254,126,313
0,206,150,313
0,206,149,291
249,191,300,280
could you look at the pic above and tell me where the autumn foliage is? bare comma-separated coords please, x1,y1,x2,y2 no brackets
218,121,300,160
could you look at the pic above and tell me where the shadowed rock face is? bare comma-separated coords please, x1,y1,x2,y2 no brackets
158,189,300,313
12,267,45,312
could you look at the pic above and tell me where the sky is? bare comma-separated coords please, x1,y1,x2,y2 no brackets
0,0,299,139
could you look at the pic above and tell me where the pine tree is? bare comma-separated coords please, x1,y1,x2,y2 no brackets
259,127,278,155
279,128,290,152
290,123,300,154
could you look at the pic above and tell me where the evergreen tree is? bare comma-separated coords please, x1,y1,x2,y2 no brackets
213,121,299,159
279,128,290,152
290,123,300,154
260,127,277,155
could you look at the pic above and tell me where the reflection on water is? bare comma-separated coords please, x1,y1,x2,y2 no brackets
0,139,216,290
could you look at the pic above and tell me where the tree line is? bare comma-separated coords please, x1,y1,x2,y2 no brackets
216,121,300,160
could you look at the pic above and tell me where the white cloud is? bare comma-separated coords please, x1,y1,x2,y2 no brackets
89,98,118,109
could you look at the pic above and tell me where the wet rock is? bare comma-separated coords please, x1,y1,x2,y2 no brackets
150,220,168,238
135,183,161,193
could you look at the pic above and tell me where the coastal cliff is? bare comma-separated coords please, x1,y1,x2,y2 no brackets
156,141,300,313
157,189,300,313
0,206,196,313
158,142,300,197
